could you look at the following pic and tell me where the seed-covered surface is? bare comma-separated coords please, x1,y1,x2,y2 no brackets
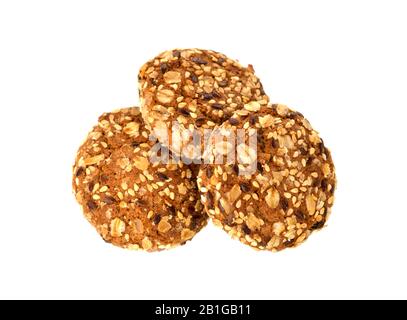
198,104,336,251
138,48,269,159
72,107,207,251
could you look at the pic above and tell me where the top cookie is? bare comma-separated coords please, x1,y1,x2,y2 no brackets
138,48,269,160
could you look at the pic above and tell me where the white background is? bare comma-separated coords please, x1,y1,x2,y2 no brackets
0,0,406,300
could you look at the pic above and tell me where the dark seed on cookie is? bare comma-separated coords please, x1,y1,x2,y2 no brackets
212,90,221,98
191,56,207,65
311,221,325,230
242,224,251,235
160,63,169,74
88,181,95,193
190,217,198,230
167,206,175,215
157,172,169,181
136,199,146,206
195,116,206,127
225,214,234,226
217,57,225,64
306,156,314,166
206,192,214,209
103,196,116,205
295,211,306,222
240,183,250,192
190,72,198,83
271,138,279,148
229,117,239,125
75,167,84,177
299,147,307,155
87,200,97,210
281,198,289,211
202,92,214,100
131,141,140,148
319,140,325,154
249,115,258,125
320,179,328,191
188,205,196,214
218,201,226,214
211,103,223,110
180,108,190,116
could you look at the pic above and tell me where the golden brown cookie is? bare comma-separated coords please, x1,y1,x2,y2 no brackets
198,104,336,251
138,48,269,160
72,107,207,251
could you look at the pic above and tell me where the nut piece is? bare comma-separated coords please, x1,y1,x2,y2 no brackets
322,163,331,177
110,218,125,237
117,157,130,170
181,228,195,241
265,188,280,209
156,89,175,104
123,122,140,136
142,237,153,250
246,213,262,231
280,135,294,149
302,118,313,131
157,219,172,233
134,218,144,234
272,222,285,236
306,194,316,215
276,104,289,116
163,71,182,84
259,115,274,128
84,154,105,166
244,101,261,112
219,198,232,214
228,184,242,204
177,183,188,195
134,156,149,171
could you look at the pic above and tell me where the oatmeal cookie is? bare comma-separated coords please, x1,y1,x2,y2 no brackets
138,48,269,160
72,107,207,251
198,104,336,251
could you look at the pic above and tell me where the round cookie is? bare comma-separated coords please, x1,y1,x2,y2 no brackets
138,48,269,160
72,107,207,251
198,104,336,251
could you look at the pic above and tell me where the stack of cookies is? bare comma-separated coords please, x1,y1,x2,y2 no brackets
72,49,336,252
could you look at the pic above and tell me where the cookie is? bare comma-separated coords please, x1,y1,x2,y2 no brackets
198,104,336,251
138,48,269,160
72,107,207,251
